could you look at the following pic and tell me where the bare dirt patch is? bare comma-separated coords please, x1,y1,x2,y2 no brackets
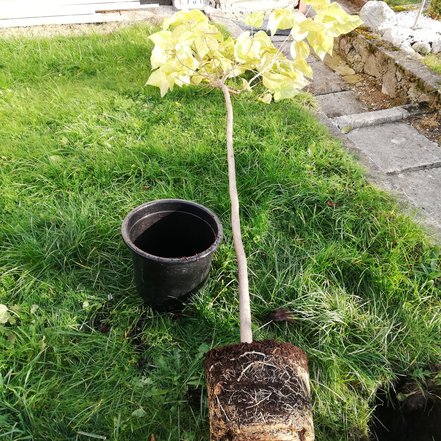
348,73,406,110
0,10,169,39
0,22,126,38
409,113,441,144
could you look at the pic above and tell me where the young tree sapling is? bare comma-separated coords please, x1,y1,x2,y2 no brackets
146,5,362,439
146,4,362,342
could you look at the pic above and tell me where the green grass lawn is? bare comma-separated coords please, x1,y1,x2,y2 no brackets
0,24,440,440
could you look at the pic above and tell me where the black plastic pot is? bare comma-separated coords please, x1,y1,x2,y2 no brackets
122,199,222,311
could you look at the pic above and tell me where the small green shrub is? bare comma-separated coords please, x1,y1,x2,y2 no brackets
424,53,441,74
429,0,441,18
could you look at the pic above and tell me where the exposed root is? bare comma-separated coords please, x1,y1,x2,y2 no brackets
205,340,314,440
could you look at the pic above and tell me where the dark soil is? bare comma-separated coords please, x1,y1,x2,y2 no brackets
349,73,405,111
409,113,441,145
205,340,313,440
370,365,441,441
81,302,112,334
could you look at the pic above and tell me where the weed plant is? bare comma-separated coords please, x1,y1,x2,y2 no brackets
429,0,441,18
384,0,419,7
424,53,441,74
0,24,440,440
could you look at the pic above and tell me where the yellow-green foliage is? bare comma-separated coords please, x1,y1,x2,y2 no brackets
424,53,441,74
146,3,362,102
429,0,441,19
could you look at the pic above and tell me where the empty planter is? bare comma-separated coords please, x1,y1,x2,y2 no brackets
122,199,222,311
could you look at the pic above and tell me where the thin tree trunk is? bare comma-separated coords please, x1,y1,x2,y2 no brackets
413,0,427,28
221,82,253,344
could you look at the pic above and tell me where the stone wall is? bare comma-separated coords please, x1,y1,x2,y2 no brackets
335,29,441,109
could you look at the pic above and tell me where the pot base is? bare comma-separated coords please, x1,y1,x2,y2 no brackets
204,340,314,441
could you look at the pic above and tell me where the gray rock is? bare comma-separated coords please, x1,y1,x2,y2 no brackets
400,41,415,54
382,27,404,47
359,1,397,33
432,37,441,54
412,41,431,55
364,53,385,78
382,66,398,97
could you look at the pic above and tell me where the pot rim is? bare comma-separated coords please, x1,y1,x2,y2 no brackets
121,198,223,264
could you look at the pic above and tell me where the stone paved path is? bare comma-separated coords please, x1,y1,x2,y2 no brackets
271,35,441,240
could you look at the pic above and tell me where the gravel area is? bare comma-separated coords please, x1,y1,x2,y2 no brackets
0,9,174,38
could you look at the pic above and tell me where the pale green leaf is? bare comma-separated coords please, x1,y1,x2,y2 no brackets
298,19,334,60
150,47,169,70
149,30,174,69
267,8,296,36
148,30,173,48
162,9,207,30
259,93,273,104
147,68,173,97
241,78,252,92
253,30,274,50
262,71,288,90
290,40,310,60
0,304,10,325
172,28,196,48
190,75,205,85
245,11,265,28
273,88,295,102
234,32,253,62
315,4,363,36
175,46,199,72
292,58,313,78
288,13,309,41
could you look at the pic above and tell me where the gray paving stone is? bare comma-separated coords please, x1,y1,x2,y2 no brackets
391,167,441,231
347,122,441,174
332,106,410,130
316,90,366,117
307,62,351,96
